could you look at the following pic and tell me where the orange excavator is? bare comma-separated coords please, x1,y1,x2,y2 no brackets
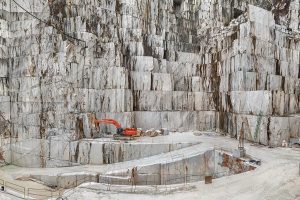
92,117,138,140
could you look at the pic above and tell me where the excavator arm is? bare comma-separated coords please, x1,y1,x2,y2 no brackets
93,118,123,134
92,117,137,137
93,119,122,128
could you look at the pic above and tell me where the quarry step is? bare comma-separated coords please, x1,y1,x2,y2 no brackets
0,0,300,199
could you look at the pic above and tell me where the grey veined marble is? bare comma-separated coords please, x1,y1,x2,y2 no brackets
0,0,299,167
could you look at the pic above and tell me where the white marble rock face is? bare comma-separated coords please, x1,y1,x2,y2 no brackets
0,0,299,167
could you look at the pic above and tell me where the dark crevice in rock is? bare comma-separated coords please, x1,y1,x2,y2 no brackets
76,117,84,140
102,144,106,164
88,143,91,163
267,117,271,146
272,0,291,25
118,145,123,162
281,76,285,91
275,59,281,75
173,0,182,9
142,37,152,56
233,8,244,19
74,142,80,162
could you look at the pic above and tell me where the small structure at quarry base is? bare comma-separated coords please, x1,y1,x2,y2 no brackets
0,0,299,199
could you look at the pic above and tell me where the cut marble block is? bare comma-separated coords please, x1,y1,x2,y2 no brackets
134,111,162,130
131,56,154,72
194,92,216,111
269,117,291,147
174,75,192,91
248,5,275,27
172,91,194,111
10,139,49,167
152,73,173,91
0,96,10,119
130,71,151,90
99,89,133,112
289,115,300,138
229,71,257,91
133,91,172,111
218,112,300,147
192,77,216,92
229,91,272,115
176,51,202,64
236,114,269,145
105,67,129,89
135,111,217,132
0,60,8,77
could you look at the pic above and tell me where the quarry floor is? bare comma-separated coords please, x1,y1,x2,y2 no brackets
0,132,300,200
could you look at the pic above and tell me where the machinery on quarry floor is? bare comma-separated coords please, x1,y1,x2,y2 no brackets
92,117,138,140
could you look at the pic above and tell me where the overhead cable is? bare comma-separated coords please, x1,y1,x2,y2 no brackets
11,0,86,46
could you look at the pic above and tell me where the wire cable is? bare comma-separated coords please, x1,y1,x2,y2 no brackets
11,0,86,46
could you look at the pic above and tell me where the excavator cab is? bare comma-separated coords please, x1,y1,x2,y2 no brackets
117,128,124,135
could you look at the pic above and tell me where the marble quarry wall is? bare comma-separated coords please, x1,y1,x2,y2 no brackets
0,0,299,166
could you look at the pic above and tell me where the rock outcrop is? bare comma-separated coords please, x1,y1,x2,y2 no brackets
0,0,299,167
